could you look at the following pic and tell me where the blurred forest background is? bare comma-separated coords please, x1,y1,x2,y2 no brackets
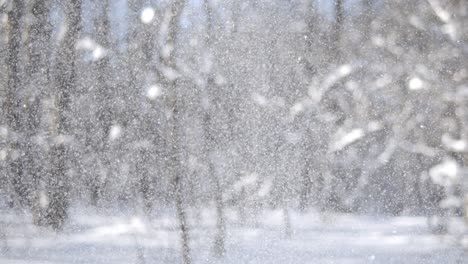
1,0,468,260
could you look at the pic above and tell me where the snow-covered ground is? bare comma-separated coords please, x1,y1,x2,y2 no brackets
0,206,467,264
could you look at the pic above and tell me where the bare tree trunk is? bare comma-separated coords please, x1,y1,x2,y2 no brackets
6,0,23,129
6,0,26,207
126,0,160,211
212,164,226,256
299,154,312,212
91,0,112,205
126,0,147,207
28,0,52,225
323,0,345,212
163,1,191,263
361,0,373,39
332,0,344,62
47,0,82,230
203,0,226,257
138,149,153,215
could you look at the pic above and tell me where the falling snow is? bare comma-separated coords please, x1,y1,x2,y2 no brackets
0,0,468,263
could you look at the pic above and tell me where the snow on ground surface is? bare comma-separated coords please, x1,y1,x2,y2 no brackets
0,206,467,264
